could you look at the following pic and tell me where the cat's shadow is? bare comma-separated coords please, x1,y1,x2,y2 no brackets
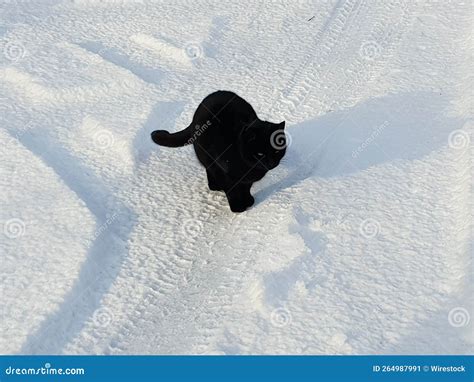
254,91,465,204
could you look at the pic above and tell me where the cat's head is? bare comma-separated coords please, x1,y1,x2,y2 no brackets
240,120,287,170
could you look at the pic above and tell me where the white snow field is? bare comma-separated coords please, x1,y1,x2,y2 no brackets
0,0,472,355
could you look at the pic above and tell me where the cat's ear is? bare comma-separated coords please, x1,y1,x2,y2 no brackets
272,121,285,131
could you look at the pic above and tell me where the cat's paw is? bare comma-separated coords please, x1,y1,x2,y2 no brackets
245,194,255,207
229,202,248,213
228,194,254,213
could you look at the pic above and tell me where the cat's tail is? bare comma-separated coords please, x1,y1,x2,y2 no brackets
151,125,193,148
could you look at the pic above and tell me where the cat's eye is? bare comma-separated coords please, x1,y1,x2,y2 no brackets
256,152,264,157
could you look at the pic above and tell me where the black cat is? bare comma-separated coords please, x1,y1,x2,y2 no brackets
151,91,286,212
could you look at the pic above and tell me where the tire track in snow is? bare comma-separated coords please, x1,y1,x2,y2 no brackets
12,1,419,354
112,1,387,353
72,158,221,353
83,2,355,352
280,1,419,190
184,1,422,353
327,0,418,109
2,0,469,355
15,130,135,354
20,1,419,354
120,194,293,354
266,0,366,120
268,0,418,122
63,12,240,352
165,0,365,352
255,0,419,227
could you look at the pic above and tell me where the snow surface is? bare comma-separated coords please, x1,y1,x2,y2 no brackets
0,0,472,355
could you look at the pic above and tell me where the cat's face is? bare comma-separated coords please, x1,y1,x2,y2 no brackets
241,121,287,170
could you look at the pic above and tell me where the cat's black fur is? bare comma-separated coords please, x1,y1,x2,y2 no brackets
151,91,286,212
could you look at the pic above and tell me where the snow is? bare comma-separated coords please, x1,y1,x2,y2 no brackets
0,0,472,355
